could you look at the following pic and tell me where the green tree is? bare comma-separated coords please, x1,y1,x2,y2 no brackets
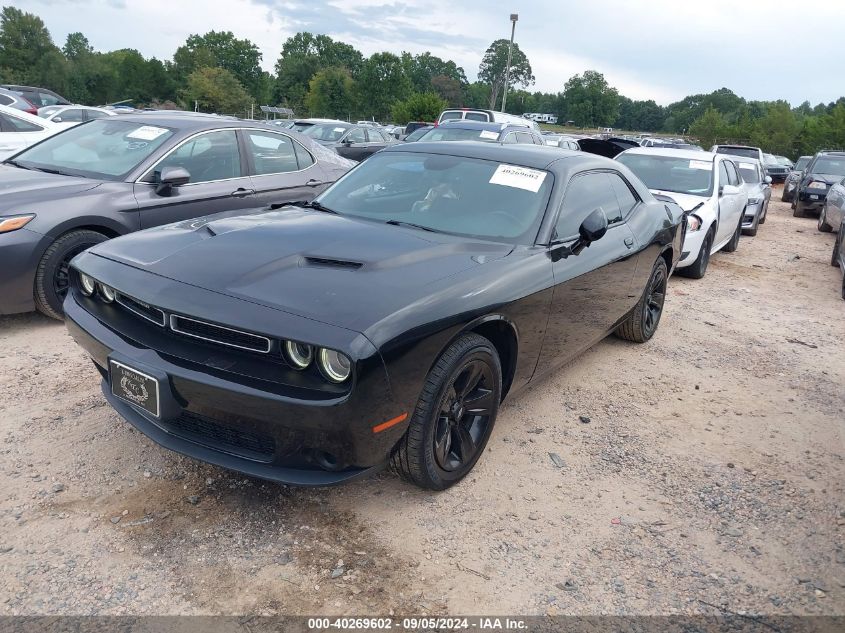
304,67,355,119
463,81,490,109
357,52,412,120
391,92,447,124
173,31,264,100
430,74,462,106
0,6,67,90
561,70,619,128
401,51,467,94
688,107,728,148
182,66,251,114
750,101,799,156
477,39,533,110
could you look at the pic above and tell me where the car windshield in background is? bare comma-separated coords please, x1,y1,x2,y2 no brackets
736,161,760,183
404,127,431,142
763,154,778,165
418,127,500,143
617,153,714,197
314,152,553,243
811,157,845,176
302,124,350,141
795,157,811,170
8,119,175,180
716,147,757,159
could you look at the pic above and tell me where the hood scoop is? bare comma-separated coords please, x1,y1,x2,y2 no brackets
303,256,363,270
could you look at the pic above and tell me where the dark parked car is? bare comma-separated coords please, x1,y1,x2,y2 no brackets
782,155,811,202
0,114,355,319
819,175,845,233
301,122,395,161
578,137,640,158
793,151,845,218
402,125,433,142
404,121,433,136
0,84,71,108
0,87,38,115
64,142,684,489
416,120,546,145
762,153,789,183
832,220,845,299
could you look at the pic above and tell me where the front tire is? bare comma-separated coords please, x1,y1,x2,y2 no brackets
793,200,804,217
34,229,109,320
833,229,843,267
391,333,501,490
615,257,668,343
818,205,833,232
759,201,768,224
678,227,713,279
722,213,742,253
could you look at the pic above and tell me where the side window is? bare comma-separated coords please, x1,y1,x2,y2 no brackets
86,110,109,120
293,141,315,169
725,161,740,185
0,112,43,132
718,161,730,189
0,95,12,105
345,127,366,143
465,112,488,121
501,133,517,144
608,172,638,218
155,130,241,184
244,130,299,175
37,92,61,106
56,109,84,122
515,132,535,144
554,172,622,239
365,128,385,142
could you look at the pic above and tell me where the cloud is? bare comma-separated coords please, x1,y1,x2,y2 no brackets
15,0,845,106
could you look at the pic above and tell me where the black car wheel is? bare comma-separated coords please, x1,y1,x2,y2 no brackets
833,228,843,267
793,200,804,217
616,257,668,343
678,227,713,280
391,333,501,490
759,201,768,225
34,229,108,320
722,213,742,253
818,204,833,233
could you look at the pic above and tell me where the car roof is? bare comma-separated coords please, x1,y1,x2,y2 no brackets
438,120,528,132
382,140,612,171
622,146,719,161
99,113,264,130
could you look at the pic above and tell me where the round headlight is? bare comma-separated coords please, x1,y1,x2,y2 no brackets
318,348,352,383
99,283,116,303
285,340,313,370
79,273,96,296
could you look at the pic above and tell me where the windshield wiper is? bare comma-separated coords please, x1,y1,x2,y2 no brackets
26,165,67,176
4,159,30,170
385,219,437,232
281,200,338,214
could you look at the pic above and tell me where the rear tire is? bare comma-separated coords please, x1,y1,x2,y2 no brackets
34,229,109,320
678,228,713,280
818,205,833,232
615,257,668,344
391,333,501,490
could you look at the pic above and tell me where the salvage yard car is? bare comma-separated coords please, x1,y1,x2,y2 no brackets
0,113,355,319
793,150,845,218
416,120,545,145
302,122,396,161
0,103,59,160
782,155,811,202
819,175,845,233
733,157,772,236
616,147,747,279
832,220,845,299
64,142,684,490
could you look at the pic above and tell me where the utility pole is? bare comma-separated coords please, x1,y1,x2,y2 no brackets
501,13,518,113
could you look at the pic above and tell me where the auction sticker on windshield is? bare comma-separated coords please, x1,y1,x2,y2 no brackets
689,160,711,170
479,130,499,140
127,126,169,141
489,164,547,192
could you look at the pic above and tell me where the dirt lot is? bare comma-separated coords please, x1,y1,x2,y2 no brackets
1,191,844,617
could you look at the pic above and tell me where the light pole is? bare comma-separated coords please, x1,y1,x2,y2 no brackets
501,13,518,113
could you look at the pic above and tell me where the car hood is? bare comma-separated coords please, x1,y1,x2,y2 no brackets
648,190,712,213
89,207,513,332
0,165,101,206
805,173,842,185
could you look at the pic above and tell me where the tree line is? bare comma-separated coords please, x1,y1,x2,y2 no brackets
1,5,843,158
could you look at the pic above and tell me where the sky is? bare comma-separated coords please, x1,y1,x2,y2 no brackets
13,0,845,107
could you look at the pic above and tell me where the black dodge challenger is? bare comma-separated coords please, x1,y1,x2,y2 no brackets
64,142,685,490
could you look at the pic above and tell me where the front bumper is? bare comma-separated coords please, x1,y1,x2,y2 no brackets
742,201,764,228
676,225,707,268
798,187,829,211
64,290,408,487
0,228,50,315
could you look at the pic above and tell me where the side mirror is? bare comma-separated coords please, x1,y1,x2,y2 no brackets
53,116,63,122
569,208,609,256
155,166,191,196
342,139,353,146
763,175,772,185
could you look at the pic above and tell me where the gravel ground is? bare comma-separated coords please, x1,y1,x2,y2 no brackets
1,190,843,617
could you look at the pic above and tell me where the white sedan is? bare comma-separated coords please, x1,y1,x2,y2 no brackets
0,104,61,160
617,147,748,279
40,105,117,129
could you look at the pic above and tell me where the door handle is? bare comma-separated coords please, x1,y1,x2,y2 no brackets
231,188,255,197
306,179,324,187
624,237,634,248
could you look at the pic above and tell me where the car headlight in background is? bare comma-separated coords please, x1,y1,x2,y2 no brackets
807,181,827,190
99,283,116,303
79,273,96,296
285,340,314,370
0,214,35,234
687,214,702,232
318,348,352,383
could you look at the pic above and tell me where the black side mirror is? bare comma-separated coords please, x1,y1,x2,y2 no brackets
578,207,608,244
155,166,191,196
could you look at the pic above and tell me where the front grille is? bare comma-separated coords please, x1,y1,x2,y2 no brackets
116,293,166,326
169,314,272,353
168,410,276,458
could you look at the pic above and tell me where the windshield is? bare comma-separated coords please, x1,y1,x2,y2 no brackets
617,153,714,197
8,119,175,180
418,127,500,143
302,123,350,141
404,127,431,142
314,152,553,244
763,153,778,165
736,161,760,183
777,156,792,166
794,157,810,170
811,156,845,176
716,146,758,159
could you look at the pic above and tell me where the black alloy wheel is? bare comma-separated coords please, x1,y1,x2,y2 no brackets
679,228,712,279
391,333,502,490
616,257,668,343
818,204,833,232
